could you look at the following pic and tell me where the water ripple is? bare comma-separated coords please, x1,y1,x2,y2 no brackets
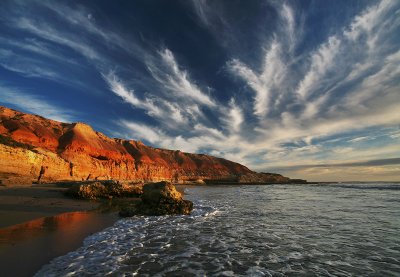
36,184,400,276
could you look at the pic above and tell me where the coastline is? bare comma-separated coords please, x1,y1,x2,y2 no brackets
0,184,119,276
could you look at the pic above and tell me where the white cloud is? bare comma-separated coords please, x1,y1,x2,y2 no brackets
341,50,400,108
2,0,399,181
148,48,216,107
344,0,396,42
103,72,144,107
0,48,68,82
191,0,211,26
16,17,100,61
37,1,146,60
103,72,191,126
229,40,286,117
0,85,76,122
120,120,166,144
295,36,341,100
280,3,296,51
348,136,369,143
224,98,243,133
0,37,79,66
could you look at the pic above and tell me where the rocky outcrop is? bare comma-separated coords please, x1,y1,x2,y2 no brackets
119,181,193,216
0,106,300,185
65,180,143,200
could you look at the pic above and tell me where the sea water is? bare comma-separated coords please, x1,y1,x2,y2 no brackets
36,183,400,276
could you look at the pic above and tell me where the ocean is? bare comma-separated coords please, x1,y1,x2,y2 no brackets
36,183,400,276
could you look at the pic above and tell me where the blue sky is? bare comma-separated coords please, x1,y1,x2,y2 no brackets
0,0,399,181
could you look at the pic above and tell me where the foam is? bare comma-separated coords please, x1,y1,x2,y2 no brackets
35,184,400,276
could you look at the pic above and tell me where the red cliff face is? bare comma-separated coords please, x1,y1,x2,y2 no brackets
0,106,296,185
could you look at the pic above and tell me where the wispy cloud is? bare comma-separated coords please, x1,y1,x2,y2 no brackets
344,0,396,43
228,40,286,117
348,136,369,143
227,4,297,118
0,37,79,66
148,48,216,107
269,158,400,171
266,158,400,182
117,0,400,181
227,0,400,153
223,98,243,133
1,0,399,182
296,36,341,101
103,71,189,126
15,17,101,61
0,84,76,122
120,120,166,145
0,49,60,80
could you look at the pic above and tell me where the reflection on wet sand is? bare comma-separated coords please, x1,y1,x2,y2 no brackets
0,211,118,277
0,211,91,245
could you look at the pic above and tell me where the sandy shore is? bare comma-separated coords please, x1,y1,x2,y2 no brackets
0,184,120,276
0,184,103,228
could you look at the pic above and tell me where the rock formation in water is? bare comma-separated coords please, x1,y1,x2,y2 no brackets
120,181,193,216
0,106,302,185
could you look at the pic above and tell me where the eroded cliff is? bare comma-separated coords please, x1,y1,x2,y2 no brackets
0,106,299,185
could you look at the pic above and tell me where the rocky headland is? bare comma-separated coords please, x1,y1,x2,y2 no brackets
0,106,304,186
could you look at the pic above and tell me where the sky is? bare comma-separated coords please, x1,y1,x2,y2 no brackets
0,0,399,182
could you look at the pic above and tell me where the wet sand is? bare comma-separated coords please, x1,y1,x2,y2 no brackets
0,184,101,228
0,184,119,276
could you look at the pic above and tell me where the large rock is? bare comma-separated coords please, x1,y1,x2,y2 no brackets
65,180,143,200
120,181,193,216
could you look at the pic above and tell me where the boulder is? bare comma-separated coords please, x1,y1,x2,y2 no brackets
65,180,143,200
119,181,193,216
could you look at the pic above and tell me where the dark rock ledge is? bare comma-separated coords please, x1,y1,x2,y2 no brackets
65,180,193,216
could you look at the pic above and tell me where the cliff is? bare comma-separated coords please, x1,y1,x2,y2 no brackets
0,106,300,185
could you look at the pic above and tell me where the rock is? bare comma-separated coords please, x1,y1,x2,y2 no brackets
141,181,182,204
119,181,193,216
65,180,143,200
66,182,108,200
107,181,143,197
119,205,139,217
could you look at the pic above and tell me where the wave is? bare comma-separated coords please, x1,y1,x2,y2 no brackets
34,200,220,276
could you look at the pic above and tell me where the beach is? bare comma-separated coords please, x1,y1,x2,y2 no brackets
0,184,119,276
